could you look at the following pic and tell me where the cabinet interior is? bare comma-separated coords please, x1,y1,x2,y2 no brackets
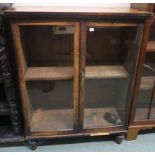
13,23,140,132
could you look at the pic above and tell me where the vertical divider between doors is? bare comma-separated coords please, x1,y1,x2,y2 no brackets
73,22,81,131
78,21,87,131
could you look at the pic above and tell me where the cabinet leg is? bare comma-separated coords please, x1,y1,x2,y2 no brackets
126,128,139,141
115,134,125,144
27,139,38,150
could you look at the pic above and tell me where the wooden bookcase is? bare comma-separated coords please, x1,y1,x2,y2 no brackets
3,6,152,149
127,3,155,140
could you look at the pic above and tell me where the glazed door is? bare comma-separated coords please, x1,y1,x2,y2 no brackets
79,22,143,131
11,22,80,134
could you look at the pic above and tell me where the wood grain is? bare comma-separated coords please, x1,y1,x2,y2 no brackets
85,66,129,78
25,65,129,81
11,24,31,132
25,67,74,81
86,22,138,27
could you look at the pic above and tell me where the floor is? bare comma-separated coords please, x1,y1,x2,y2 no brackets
0,131,155,152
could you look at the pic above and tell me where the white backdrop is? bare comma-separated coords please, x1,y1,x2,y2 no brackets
13,1,130,7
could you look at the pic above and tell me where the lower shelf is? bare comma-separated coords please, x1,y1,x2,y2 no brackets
31,109,73,131
30,108,122,132
84,108,122,129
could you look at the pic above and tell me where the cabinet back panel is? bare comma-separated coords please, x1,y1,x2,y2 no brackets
20,26,74,67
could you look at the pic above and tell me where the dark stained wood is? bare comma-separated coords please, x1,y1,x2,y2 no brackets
0,101,9,115
27,126,125,138
11,24,31,133
0,126,24,145
86,22,138,27
11,21,80,134
0,10,23,147
4,6,152,146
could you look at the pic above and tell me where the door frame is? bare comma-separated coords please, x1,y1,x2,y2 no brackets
79,21,144,132
11,21,80,135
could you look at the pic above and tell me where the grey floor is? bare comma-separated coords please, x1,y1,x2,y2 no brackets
0,131,155,152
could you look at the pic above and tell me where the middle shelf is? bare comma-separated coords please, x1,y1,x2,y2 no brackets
25,65,129,81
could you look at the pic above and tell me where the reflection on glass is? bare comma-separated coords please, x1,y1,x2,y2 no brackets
84,26,139,129
84,79,129,129
27,80,73,131
20,26,74,67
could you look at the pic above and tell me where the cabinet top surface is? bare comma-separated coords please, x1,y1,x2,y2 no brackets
3,6,152,17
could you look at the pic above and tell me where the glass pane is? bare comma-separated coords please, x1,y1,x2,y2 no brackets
84,26,139,129
135,52,155,120
27,80,73,131
150,94,155,119
84,78,129,129
18,24,76,132
148,20,155,41
20,25,74,67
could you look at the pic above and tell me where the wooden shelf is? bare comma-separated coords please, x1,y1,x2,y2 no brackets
140,76,155,90
146,41,155,52
25,65,129,81
84,108,122,129
85,66,129,79
30,109,73,131
25,67,73,81
30,107,122,132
